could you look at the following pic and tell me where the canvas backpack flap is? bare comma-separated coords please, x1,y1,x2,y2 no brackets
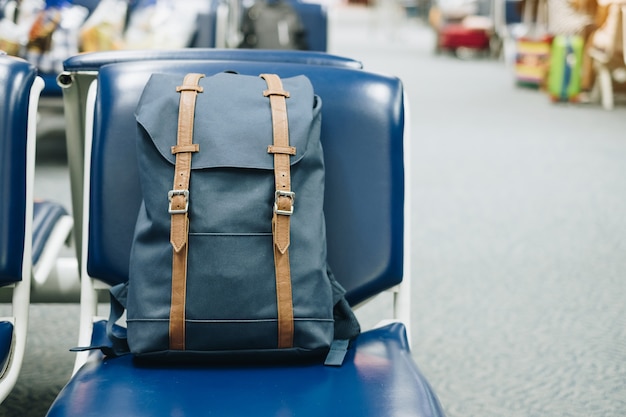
128,72,342,363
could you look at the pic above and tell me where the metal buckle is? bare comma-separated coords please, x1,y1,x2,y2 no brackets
274,190,295,216
168,189,189,214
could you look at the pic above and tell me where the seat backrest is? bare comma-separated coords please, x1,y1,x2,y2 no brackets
0,56,38,287
84,60,404,306
62,49,363,72
0,54,43,403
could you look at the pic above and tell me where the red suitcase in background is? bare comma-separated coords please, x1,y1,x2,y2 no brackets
438,24,491,51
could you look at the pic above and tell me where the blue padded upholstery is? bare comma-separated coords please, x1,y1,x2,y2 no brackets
47,323,444,417
40,72,64,97
0,56,37,286
62,49,363,72
85,60,403,305
32,201,70,266
0,322,13,372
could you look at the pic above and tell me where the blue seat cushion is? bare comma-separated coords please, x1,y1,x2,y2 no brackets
47,323,444,417
32,200,69,266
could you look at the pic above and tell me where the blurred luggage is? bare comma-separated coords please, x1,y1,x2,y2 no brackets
547,34,584,102
438,23,490,50
431,0,495,57
514,34,552,87
239,0,307,50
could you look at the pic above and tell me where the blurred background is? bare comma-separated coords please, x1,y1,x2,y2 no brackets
1,0,625,416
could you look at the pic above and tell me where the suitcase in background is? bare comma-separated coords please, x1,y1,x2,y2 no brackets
547,35,584,102
514,35,552,87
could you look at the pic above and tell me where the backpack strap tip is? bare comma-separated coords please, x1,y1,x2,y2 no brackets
324,339,350,367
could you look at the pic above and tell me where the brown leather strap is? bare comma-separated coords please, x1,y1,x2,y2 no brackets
261,73,295,349
169,72,204,350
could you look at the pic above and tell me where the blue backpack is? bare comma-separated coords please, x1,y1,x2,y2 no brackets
101,72,359,365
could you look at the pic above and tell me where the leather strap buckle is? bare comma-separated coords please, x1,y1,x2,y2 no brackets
274,190,295,216
168,189,189,214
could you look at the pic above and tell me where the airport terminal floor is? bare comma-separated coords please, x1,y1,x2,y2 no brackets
2,3,626,417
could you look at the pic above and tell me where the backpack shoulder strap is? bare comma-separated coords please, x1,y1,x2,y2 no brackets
261,73,296,349
169,72,205,351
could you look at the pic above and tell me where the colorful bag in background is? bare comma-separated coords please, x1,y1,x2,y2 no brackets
515,34,553,87
547,34,584,102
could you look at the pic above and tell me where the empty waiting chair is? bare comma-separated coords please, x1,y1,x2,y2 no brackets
0,55,43,403
0,54,76,403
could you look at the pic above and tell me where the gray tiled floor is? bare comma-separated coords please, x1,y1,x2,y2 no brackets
2,4,626,417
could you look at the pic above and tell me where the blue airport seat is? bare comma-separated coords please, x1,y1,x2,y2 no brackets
0,54,75,402
46,56,445,417
0,55,44,403
58,49,363,267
